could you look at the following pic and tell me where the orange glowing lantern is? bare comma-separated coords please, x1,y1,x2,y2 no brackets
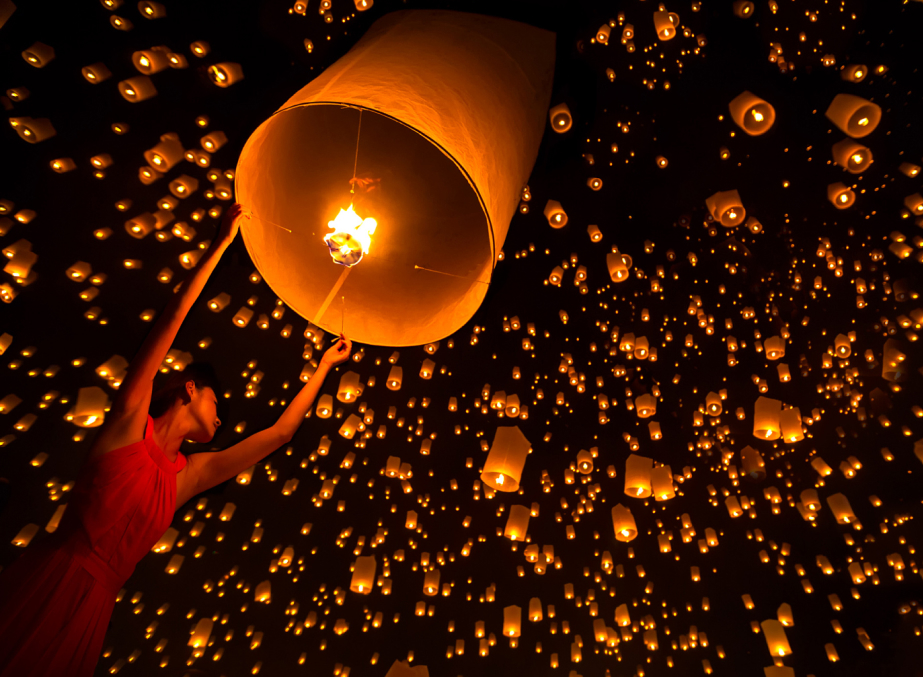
235,10,554,346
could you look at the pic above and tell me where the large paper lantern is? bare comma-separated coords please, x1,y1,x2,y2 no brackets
236,10,555,346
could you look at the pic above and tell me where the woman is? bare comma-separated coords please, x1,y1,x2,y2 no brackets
0,203,352,676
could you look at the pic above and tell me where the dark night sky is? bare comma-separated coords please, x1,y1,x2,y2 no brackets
1,1,923,676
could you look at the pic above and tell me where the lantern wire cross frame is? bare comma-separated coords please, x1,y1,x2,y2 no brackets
235,10,556,346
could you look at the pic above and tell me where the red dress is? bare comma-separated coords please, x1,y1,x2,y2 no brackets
0,414,187,677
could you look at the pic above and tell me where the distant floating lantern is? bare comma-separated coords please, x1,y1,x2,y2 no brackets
728,91,775,135
145,133,184,171
653,11,676,40
190,41,210,57
881,339,907,382
780,407,804,443
655,155,668,168
753,396,781,440
138,1,166,18
832,139,872,173
596,24,610,45
549,102,572,133
118,75,157,102
606,251,632,282
733,1,755,17
904,193,923,215
740,446,766,480
9,117,56,144
22,42,54,67
201,131,227,152
82,63,112,83
235,10,554,346
110,15,133,30
576,449,593,474
504,505,531,541
827,493,857,525
71,386,110,427
337,371,363,402
841,64,867,82
587,177,603,191
481,425,530,492
763,335,785,360
827,182,855,209
543,200,568,228
169,175,199,198
354,0,373,10
899,162,920,177
761,620,791,657
621,24,634,41
125,213,157,239
208,62,244,88
503,605,522,637
423,569,440,596
651,465,675,501
825,94,881,138
350,555,376,594
132,48,171,74
635,394,656,418
50,158,76,173
587,224,602,242
611,504,637,541
705,189,746,226
624,454,653,498
386,365,402,390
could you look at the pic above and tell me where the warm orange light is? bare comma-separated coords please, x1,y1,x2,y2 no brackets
324,204,377,267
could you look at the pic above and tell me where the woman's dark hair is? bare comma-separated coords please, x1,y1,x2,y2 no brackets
150,362,222,419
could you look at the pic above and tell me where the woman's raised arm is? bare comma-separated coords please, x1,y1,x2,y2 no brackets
184,337,353,495
113,203,249,417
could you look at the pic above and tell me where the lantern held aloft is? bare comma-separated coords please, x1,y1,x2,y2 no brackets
235,11,554,346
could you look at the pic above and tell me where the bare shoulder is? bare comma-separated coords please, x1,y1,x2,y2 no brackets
87,406,151,462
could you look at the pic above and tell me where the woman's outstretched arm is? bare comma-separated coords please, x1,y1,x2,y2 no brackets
185,337,353,494
114,204,249,417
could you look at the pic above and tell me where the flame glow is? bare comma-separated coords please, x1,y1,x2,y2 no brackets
324,204,377,267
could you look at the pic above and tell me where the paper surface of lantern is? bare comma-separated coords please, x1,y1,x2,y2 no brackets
825,94,881,137
350,555,376,594
235,11,555,346
481,425,530,492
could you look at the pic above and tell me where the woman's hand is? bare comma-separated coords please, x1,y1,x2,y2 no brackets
217,203,250,245
320,334,353,369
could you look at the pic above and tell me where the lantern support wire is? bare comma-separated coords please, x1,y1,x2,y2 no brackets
414,264,490,286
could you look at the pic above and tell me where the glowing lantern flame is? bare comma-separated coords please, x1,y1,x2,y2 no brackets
324,204,377,267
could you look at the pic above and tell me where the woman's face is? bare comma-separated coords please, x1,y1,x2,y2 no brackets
186,383,221,443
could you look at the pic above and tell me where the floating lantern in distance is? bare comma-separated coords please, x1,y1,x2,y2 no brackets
236,11,554,345
728,91,775,135
350,555,376,594
827,182,855,209
503,605,522,637
22,42,54,67
543,200,567,228
761,620,791,657
355,0,373,10
9,117,56,144
841,64,867,82
169,175,199,198
825,94,881,138
624,454,653,498
753,396,782,440
651,465,675,500
576,449,593,474
118,75,157,102
831,139,872,173
587,177,603,191
201,131,227,152
100,0,123,8
904,193,923,215
145,133,184,172
740,446,766,480
653,11,677,40
132,48,170,74
881,339,907,382
705,189,746,227
190,41,210,57
138,1,166,18
621,24,634,41
780,407,804,443
733,1,755,18
587,224,602,242
549,103,572,133
504,505,530,541
899,162,920,177
50,158,76,173
70,386,110,427
208,63,244,88
110,15,132,30
82,63,111,83
596,24,610,45
324,205,377,267
655,155,668,168
611,504,637,541
606,251,632,282
481,425,530,492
